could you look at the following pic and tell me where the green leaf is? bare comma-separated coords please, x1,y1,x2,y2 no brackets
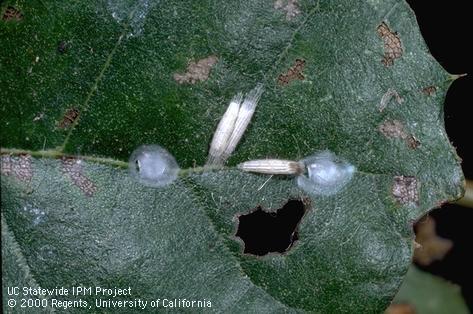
391,266,469,314
1,0,464,312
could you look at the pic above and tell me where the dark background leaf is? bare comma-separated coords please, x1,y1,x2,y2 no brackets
392,266,469,314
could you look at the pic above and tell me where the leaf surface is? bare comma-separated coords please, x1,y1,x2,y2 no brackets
1,0,464,312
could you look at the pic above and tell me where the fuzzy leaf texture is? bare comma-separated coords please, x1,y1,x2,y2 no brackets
0,0,464,313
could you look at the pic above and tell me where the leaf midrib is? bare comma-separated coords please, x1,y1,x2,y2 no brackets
0,146,406,178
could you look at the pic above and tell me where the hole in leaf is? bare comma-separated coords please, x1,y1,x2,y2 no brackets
235,199,307,256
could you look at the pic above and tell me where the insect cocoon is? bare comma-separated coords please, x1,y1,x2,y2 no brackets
129,145,180,187
207,93,243,165
206,84,264,165
296,151,355,196
237,159,304,175
222,84,264,161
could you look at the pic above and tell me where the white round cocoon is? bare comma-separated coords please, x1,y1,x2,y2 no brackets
297,151,355,196
129,145,179,187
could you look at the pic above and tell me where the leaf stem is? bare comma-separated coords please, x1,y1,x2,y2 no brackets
0,147,226,175
178,165,226,177
455,179,473,208
0,148,128,168
3,147,472,206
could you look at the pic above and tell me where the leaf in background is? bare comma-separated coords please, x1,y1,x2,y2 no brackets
414,216,453,266
389,266,469,314
1,0,464,312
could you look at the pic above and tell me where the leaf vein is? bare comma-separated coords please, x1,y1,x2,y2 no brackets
1,214,56,313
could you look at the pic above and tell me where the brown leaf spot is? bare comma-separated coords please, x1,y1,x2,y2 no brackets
58,107,80,129
62,158,97,196
278,59,305,86
379,120,420,149
422,86,437,96
377,22,403,66
274,0,301,20
392,176,419,206
414,216,453,266
385,303,416,314
407,136,420,149
173,56,218,84
379,120,407,139
1,154,33,182
2,6,23,21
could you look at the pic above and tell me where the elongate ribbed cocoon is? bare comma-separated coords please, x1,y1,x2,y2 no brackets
221,84,264,162
207,93,243,165
237,159,304,175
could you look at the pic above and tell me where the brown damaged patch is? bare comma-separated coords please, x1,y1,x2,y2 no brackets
173,56,218,84
406,136,420,149
274,0,301,20
58,107,80,129
385,303,416,314
379,120,407,139
377,22,403,66
1,154,33,182
62,158,97,196
278,59,305,86
379,120,420,149
422,86,437,96
2,6,23,21
392,175,419,206
414,216,453,266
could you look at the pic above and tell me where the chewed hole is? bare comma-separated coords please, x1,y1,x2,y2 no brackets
235,199,307,256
